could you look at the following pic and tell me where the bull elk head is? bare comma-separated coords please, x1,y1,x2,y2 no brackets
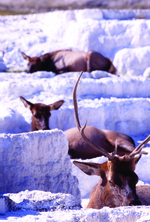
20,96,64,131
73,71,150,208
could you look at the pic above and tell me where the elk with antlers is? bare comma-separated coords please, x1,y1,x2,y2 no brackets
72,72,150,208
65,72,136,159
20,96,64,131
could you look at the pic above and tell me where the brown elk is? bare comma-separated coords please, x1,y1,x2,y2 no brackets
72,72,150,208
65,72,136,159
136,185,150,205
65,127,136,159
21,49,117,74
20,96,64,131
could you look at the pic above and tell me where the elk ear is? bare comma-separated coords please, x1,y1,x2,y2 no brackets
21,52,30,61
20,96,33,110
49,100,64,111
73,161,103,176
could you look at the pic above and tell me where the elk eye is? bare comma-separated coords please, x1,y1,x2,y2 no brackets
109,180,115,187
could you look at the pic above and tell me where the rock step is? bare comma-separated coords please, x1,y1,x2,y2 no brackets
51,97,150,137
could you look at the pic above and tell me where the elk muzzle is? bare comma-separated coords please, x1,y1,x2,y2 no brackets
33,115,50,130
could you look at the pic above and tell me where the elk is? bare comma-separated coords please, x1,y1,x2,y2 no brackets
72,72,150,208
21,49,117,74
65,72,136,159
136,185,150,205
20,96,64,131
65,127,136,159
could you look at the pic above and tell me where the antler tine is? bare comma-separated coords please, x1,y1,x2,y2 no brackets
80,122,116,160
129,135,150,158
73,71,83,130
113,140,118,156
73,71,116,160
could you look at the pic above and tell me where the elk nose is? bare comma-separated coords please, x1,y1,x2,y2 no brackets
129,200,142,206
43,127,50,130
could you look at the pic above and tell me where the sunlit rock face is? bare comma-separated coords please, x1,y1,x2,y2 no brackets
2,190,81,212
0,57,7,72
0,130,81,204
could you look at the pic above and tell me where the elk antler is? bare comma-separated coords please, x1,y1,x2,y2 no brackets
73,71,117,160
129,135,150,158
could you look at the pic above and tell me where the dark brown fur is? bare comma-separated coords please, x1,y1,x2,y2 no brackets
65,126,135,159
136,185,150,205
21,49,117,74
74,155,142,208
20,96,64,131
65,71,135,159
73,72,150,209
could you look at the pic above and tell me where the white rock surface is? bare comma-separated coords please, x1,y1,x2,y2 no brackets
1,9,150,221
113,47,150,76
1,72,150,137
1,9,150,75
0,57,7,71
2,204,150,221
4,190,81,211
0,130,81,203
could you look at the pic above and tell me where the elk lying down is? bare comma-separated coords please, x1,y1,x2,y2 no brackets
21,49,117,74
20,96,64,131
65,71,135,159
136,185,150,205
73,72,150,209
65,127,136,159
